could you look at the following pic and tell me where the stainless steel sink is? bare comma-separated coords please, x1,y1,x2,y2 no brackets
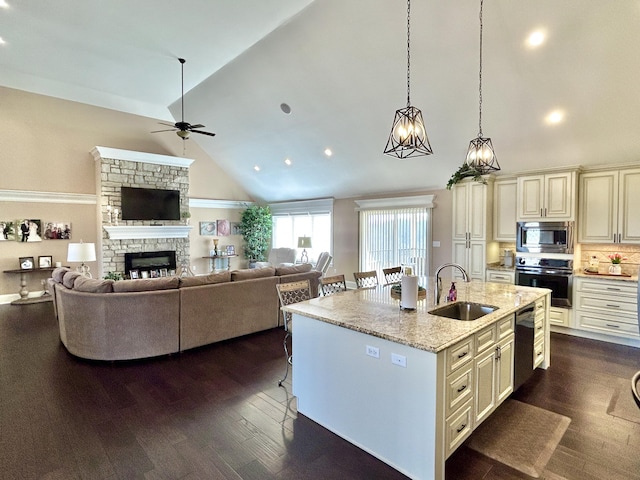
428,301,498,321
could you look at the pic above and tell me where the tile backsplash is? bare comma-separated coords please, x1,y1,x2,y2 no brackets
577,244,640,275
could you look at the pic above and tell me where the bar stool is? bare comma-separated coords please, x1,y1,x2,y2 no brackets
382,266,402,285
353,270,379,288
320,274,347,296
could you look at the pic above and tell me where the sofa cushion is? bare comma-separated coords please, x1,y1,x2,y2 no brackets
62,271,83,289
179,271,232,287
231,267,276,282
74,276,115,293
52,267,70,283
112,276,180,292
275,264,312,276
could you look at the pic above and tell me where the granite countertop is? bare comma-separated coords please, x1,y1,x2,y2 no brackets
283,279,551,354
574,269,638,283
486,262,515,272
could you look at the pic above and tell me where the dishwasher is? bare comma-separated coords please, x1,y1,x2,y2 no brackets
514,304,536,391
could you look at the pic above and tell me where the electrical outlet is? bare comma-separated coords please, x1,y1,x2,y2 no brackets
391,353,407,367
366,345,380,359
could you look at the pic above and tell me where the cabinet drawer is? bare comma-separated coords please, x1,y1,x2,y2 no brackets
475,325,497,354
549,307,569,327
534,317,545,341
487,271,514,284
497,315,514,340
445,399,473,458
534,338,545,368
575,294,637,315
576,312,640,338
576,279,637,298
446,337,475,375
445,364,474,419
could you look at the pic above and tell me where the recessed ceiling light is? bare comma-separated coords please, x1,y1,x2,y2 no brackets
0,1,9,8
324,148,333,157
253,165,260,172
280,103,291,114
284,158,292,166
526,30,546,48
545,109,565,125
0,37,5,45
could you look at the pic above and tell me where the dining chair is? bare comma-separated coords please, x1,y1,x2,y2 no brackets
382,266,402,285
314,251,332,276
275,280,311,387
353,270,379,288
320,274,347,296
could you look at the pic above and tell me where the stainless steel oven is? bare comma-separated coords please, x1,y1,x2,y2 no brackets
515,256,573,308
516,221,574,254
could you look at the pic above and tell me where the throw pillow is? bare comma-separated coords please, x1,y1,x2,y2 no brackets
52,267,70,283
74,276,114,293
275,264,312,276
179,271,232,287
62,271,83,289
112,276,180,292
231,267,276,281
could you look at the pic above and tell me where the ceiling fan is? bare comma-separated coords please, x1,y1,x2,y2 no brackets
152,58,216,140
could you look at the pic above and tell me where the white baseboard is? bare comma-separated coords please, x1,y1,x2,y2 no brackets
551,325,640,349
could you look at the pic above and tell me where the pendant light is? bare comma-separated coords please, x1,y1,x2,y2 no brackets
465,0,499,173
384,0,433,158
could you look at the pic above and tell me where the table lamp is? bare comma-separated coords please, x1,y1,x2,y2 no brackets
297,236,312,264
67,241,96,278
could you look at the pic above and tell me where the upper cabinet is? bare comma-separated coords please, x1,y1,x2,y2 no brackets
578,167,640,244
517,171,577,221
493,178,517,241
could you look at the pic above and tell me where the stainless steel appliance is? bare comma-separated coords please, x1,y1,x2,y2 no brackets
514,304,536,391
515,256,573,308
516,221,574,254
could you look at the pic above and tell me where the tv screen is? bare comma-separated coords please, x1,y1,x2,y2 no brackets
120,187,180,221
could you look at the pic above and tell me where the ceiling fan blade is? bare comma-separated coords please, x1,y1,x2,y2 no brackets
151,128,177,133
157,121,177,128
189,124,205,129
191,130,216,137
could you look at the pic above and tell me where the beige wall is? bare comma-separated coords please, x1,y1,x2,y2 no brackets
331,190,453,281
0,87,252,297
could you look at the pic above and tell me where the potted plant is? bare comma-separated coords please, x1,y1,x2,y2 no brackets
181,211,191,224
240,205,273,267
607,252,626,275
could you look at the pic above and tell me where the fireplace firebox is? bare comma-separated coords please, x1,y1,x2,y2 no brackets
124,251,176,276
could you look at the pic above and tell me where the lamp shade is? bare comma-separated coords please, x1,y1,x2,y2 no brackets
67,242,96,263
297,236,312,249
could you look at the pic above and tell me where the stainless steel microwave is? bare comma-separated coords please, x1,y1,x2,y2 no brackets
516,221,574,254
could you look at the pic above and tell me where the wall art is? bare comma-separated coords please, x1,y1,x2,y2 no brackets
44,221,72,240
17,219,42,242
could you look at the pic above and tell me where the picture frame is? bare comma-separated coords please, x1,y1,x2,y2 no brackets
217,219,230,236
200,221,217,236
141,270,149,279
0,220,16,241
129,270,139,279
169,269,176,276
160,268,168,277
226,245,235,256
38,256,53,268
150,269,159,278
19,256,35,270
17,219,43,243
43,221,72,240
230,222,242,236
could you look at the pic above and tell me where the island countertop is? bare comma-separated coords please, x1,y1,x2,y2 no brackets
283,279,551,353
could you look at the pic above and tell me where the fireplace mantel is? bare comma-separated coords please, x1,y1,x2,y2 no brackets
103,225,192,240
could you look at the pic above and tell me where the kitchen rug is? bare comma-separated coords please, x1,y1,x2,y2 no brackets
466,399,571,478
607,377,640,424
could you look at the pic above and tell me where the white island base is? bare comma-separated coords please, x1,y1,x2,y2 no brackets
293,314,445,480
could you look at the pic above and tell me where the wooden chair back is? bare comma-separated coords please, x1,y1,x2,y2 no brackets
353,270,379,288
382,266,402,285
276,280,311,331
320,274,347,296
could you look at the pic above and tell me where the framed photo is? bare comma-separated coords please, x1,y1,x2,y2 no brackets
19,256,35,270
169,269,176,276
160,268,168,277
200,222,217,236
17,219,42,242
0,220,16,241
38,256,53,268
141,270,149,279
217,219,230,236
43,221,71,240
230,222,242,236
226,245,235,256
150,269,159,278
129,270,139,279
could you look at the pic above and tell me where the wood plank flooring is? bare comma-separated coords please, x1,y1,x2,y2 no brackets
1,303,639,479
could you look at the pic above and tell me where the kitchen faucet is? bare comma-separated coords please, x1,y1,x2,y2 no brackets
434,263,470,304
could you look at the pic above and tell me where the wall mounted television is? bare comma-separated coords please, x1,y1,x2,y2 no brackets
120,187,181,221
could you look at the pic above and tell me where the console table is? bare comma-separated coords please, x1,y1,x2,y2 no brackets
202,255,237,272
3,267,59,305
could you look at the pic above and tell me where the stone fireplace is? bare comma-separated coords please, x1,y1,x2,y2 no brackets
91,147,195,276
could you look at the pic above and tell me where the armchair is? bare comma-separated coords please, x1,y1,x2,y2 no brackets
254,247,297,268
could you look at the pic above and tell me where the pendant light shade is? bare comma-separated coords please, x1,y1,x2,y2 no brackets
384,0,433,158
465,0,499,174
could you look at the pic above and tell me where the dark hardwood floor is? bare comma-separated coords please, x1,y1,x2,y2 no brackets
1,303,639,480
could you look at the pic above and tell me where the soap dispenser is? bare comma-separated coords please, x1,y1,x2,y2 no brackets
446,282,457,302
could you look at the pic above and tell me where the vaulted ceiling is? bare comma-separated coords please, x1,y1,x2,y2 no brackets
2,0,639,202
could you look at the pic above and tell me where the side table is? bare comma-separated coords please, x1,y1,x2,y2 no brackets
202,255,237,272
3,267,59,305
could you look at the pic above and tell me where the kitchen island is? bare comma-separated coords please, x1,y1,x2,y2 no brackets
283,280,551,480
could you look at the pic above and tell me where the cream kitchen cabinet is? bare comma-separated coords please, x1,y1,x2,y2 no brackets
451,178,497,281
493,178,517,241
578,168,640,244
517,171,577,221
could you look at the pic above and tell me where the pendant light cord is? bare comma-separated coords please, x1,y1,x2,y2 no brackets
406,0,411,107
477,0,484,138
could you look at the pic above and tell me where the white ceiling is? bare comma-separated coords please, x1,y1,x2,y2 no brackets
2,0,640,202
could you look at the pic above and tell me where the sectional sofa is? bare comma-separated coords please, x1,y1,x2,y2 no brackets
48,265,321,361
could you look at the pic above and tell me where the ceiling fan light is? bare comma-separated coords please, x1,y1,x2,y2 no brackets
177,130,190,139
465,136,499,174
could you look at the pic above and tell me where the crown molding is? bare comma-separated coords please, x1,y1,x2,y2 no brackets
188,198,253,209
0,189,96,204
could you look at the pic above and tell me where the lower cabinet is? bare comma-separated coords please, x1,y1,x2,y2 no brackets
486,269,515,284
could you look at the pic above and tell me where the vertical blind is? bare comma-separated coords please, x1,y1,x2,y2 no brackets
359,207,430,278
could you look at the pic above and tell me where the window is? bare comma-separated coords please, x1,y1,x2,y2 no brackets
270,198,333,264
355,195,434,278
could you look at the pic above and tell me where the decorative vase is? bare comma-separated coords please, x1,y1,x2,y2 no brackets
608,264,622,275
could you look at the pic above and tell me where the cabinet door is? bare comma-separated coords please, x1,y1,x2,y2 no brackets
452,184,469,241
618,168,640,244
517,175,544,220
474,347,496,425
452,241,468,274
544,172,574,219
496,335,514,404
468,182,488,240
578,171,617,243
493,180,517,241
468,241,487,281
